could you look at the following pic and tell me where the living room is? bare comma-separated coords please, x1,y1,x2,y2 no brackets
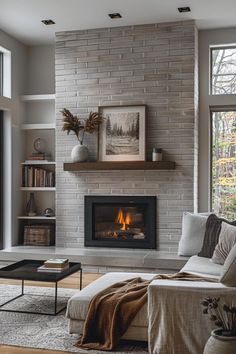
0,1,236,353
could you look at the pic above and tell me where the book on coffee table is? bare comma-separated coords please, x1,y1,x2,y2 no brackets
37,264,69,272
44,258,69,268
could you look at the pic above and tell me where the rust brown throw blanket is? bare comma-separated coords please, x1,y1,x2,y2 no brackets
76,272,217,351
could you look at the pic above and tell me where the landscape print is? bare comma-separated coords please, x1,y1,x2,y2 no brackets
105,112,140,155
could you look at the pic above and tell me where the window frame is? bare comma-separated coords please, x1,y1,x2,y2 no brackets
210,45,236,95
0,52,3,96
210,106,236,215
0,112,3,249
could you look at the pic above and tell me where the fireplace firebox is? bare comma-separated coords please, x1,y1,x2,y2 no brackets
84,196,156,249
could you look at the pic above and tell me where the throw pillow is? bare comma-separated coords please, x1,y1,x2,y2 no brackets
198,214,222,258
212,222,236,265
220,243,236,287
178,212,209,256
198,214,236,258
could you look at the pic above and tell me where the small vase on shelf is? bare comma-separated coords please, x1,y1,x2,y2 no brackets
71,143,88,162
26,193,37,216
61,108,103,163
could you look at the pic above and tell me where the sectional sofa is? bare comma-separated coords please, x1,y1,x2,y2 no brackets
66,213,236,354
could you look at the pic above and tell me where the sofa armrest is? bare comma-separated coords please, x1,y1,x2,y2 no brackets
148,280,236,354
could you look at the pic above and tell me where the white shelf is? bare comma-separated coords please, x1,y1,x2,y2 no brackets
20,187,56,191
21,161,56,165
21,123,56,130
18,216,56,220
21,94,55,102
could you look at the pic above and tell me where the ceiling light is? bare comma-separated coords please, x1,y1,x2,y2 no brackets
41,19,55,25
108,13,122,19
178,7,191,13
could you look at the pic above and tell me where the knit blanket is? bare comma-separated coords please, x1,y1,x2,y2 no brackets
76,272,217,351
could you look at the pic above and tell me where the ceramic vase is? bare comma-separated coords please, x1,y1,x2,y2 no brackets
71,144,88,162
26,193,37,216
204,329,236,354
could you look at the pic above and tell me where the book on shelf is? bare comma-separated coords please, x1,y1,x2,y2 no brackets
27,153,52,161
22,166,55,187
37,264,69,272
44,258,69,268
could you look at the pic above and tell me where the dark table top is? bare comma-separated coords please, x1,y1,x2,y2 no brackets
0,259,82,282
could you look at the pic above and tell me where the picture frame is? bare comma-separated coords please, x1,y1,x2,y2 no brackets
98,105,146,162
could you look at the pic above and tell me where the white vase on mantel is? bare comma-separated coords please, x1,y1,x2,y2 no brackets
71,144,88,162
204,329,236,354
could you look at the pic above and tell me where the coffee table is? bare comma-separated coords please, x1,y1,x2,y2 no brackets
0,259,82,315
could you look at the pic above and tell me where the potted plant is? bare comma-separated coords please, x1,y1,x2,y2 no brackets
61,108,103,162
201,297,236,354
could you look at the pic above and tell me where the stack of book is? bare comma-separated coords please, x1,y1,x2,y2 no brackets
26,152,52,161
37,258,69,272
22,166,55,187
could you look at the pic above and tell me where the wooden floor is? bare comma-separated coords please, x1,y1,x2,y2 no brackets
0,271,102,354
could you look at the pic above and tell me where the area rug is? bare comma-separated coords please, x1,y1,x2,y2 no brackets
0,285,148,353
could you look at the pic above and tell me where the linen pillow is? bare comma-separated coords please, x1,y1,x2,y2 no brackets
212,222,236,265
178,212,209,256
220,243,236,287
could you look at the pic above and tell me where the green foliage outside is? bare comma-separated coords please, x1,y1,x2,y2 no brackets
212,111,236,220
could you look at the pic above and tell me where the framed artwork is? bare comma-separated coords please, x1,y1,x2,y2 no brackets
98,105,146,162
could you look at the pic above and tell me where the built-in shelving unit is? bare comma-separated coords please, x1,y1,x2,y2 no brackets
21,94,55,102
18,216,56,220
21,161,56,165
18,93,56,247
64,161,176,171
21,123,56,130
20,187,56,191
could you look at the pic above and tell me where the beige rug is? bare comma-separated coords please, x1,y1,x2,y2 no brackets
0,285,148,353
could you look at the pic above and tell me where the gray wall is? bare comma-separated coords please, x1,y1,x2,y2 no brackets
55,20,198,252
199,27,236,212
27,45,55,94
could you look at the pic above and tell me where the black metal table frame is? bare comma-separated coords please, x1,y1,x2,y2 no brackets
0,268,82,316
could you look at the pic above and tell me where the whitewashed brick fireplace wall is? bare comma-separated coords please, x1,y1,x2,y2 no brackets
55,20,198,252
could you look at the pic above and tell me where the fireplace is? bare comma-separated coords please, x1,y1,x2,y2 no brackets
84,196,156,249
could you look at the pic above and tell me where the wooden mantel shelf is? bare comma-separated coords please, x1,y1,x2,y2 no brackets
63,161,176,171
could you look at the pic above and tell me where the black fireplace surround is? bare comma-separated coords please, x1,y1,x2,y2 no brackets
84,196,156,249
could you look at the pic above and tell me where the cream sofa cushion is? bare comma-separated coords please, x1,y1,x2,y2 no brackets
212,222,236,265
66,272,155,327
220,243,236,286
181,255,222,277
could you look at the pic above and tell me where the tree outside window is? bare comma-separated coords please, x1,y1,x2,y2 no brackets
211,47,236,95
212,111,236,220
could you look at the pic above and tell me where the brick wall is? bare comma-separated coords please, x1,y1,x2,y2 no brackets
55,20,198,252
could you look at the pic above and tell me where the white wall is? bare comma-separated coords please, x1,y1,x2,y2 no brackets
0,29,28,246
199,27,236,212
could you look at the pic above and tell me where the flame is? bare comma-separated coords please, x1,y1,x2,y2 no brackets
116,209,132,230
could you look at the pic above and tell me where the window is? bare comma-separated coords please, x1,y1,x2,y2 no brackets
0,112,3,249
211,110,236,220
211,46,236,95
0,46,11,98
0,52,3,96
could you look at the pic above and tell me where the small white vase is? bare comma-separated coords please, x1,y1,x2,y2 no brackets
204,329,236,354
71,144,88,162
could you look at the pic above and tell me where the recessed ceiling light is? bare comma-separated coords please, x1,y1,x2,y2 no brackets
178,7,191,13
108,13,122,19
41,19,55,25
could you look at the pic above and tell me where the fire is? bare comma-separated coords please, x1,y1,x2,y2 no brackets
116,209,132,230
